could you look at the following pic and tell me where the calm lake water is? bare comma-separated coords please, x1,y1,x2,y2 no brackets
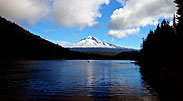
0,60,159,100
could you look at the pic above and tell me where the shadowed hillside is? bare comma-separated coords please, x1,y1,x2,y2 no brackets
0,16,70,59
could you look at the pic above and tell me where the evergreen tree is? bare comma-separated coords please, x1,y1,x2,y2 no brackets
173,14,176,28
174,0,183,64
139,20,176,66
174,0,183,35
139,0,183,66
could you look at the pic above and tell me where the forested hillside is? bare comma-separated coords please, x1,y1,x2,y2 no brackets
0,16,70,59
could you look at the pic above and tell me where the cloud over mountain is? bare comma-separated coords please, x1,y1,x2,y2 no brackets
108,0,177,38
108,27,140,38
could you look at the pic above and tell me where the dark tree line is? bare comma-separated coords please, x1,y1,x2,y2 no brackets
174,0,183,36
116,51,139,60
138,1,183,99
139,0,183,67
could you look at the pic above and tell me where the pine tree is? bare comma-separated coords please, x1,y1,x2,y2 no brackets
174,0,183,35
173,14,176,28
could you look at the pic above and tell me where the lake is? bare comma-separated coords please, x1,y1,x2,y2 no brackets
0,60,159,100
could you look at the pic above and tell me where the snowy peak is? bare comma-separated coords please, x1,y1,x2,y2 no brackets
85,36,101,43
86,36,97,39
68,36,121,48
80,36,102,44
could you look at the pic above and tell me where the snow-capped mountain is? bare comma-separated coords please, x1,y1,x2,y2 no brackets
67,36,121,48
64,36,136,55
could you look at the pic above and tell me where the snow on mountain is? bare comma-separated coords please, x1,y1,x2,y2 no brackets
67,36,122,48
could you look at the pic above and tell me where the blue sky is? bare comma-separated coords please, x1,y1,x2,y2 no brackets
0,0,177,49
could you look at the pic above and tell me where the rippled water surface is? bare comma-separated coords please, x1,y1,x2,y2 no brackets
0,60,159,100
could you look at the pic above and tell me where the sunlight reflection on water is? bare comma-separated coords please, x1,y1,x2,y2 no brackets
0,60,159,100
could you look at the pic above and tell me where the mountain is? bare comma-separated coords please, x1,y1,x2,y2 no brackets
67,36,136,55
0,16,70,59
73,36,115,48
0,16,138,60
67,36,122,48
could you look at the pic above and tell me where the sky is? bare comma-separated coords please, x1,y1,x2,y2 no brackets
0,0,177,49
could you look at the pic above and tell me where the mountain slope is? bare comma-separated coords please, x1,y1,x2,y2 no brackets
67,36,136,55
0,16,70,59
67,36,120,48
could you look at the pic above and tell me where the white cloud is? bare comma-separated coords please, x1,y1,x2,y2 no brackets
0,0,50,26
108,0,177,38
0,0,109,29
116,0,127,6
108,27,140,38
52,0,109,29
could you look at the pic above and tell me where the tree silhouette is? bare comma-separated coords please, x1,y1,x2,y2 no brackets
139,19,176,66
174,0,183,35
139,0,183,67
173,14,176,28
138,1,183,99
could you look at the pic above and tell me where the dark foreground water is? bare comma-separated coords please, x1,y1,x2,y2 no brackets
0,60,159,100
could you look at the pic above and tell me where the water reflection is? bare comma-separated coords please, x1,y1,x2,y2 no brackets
0,60,159,100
